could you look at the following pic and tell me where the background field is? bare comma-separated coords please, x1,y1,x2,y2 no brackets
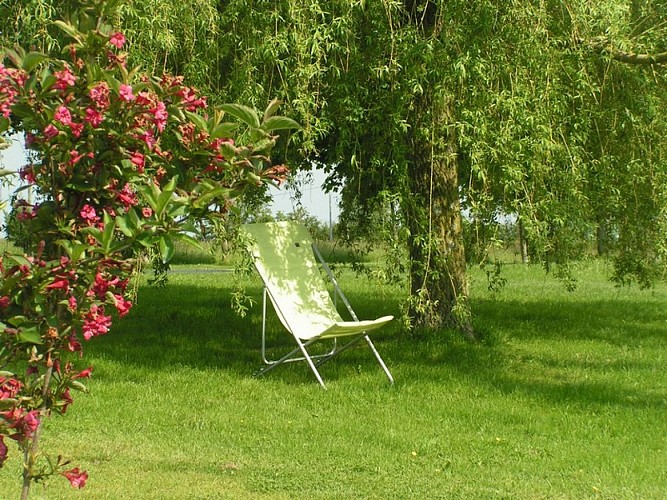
0,259,665,499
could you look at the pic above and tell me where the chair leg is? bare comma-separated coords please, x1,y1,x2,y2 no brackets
314,335,394,385
254,344,303,377
295,338,327,389
364,336,394,384
314,335,365,367
255,337,328,389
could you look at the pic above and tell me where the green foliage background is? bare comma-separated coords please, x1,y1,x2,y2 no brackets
2,0,666,305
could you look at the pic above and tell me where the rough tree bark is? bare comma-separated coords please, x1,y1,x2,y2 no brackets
404,91,474,337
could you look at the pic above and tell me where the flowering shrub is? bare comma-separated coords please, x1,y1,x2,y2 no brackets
0,1,294,496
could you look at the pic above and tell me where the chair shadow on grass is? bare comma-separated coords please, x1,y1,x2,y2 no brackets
87,278,666,409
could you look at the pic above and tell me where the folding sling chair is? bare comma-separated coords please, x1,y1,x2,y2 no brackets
241,221,394,389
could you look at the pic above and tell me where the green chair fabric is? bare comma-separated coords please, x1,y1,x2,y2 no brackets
241,221,394,387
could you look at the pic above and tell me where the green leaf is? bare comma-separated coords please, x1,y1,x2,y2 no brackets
68,380,89,393
52,20,81,40
156,176,178,218
21,52,49,72
0,117,10,135
210,122,238,139
174,233,204,250
116,214,134,237
6,254,31,268
101,212,117,255
185,111,209,131
18,327,43,345
0,398,18,410
103,73,121,94
192,187,232,209
261,116,302,132
262,98,282,122
159,235,175,263
7,316,27,327
137,183,160,212
128,207,142,228
220,103,261,129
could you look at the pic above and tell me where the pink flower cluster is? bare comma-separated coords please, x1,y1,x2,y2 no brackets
53,66,76,92
0,435,7,467
62,467,88,488
0,64,27,118
109,32,126,49
0,15,283,493
1,408,40,442
82,304,112,340
0,376,22,399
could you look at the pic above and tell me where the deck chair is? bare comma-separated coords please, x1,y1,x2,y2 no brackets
241,221,394,388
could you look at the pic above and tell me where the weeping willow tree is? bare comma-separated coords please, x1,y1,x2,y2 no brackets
3,0,666,335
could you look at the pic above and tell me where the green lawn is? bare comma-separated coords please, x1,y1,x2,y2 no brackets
1,261,665,499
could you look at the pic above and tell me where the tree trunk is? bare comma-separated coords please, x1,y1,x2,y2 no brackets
404,92,474,338
519,218,529,264
597,223,608,256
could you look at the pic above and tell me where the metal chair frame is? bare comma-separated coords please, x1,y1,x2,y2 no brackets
254,243,394,389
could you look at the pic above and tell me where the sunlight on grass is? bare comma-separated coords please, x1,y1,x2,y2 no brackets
1,260,665,498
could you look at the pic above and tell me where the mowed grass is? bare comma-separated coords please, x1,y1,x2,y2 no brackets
1,260,665,499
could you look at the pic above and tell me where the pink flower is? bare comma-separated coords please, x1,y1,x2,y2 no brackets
0,377,22,399
45,276,70,292
135,91,155,107
141,207,153,218
119,84,135,102
19,165,35,183
130,151,145,172
61,387,73,413
177,86,207,111
82,305,112,340
53,67,76,91
152,101,168,132
67,333,82,353
72,366,93,379
106,50,127,68
62,468,88,489
22,411,39,438
112,294,133,317
117,184,138,210
90,272,117,299
138,129,156,150
0,436,7,467
109,32,126,49
69,121,84,138
16,203,36,221
80,204,99,224
54,105,72,125
3,409,40,442
0,295,10,308
85,107,104,127
43,124,59,140
89,82,110,109
68,295,78,312
69,149,90,166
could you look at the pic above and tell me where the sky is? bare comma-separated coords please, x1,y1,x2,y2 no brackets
0,134,30,230
267,168,340,223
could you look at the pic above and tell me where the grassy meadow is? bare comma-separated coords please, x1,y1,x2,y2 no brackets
0,252,665,499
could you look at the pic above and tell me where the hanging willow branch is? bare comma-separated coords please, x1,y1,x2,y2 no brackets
608,47,667,65
579,36,667,65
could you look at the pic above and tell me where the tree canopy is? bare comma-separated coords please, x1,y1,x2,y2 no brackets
3,0,666,334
